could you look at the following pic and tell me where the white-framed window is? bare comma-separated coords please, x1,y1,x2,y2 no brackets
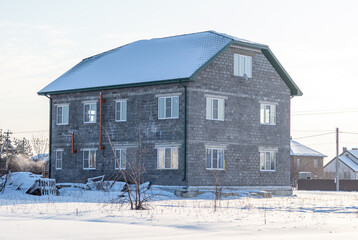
260,103,276,125
158,96,179,119
55,149,63,170
157,147,178,169
314,159,318,168
206,97,225,121
260,150,276,171
297,158,300,168
56,105,69,125
83,149,96,170
206,148,224,170
115,149,126,170
234,54,252,78
83,102,96,123
115,100,127,122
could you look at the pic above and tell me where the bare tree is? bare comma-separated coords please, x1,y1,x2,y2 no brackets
31,135,49,157
102,125,149,210
213,170,223,212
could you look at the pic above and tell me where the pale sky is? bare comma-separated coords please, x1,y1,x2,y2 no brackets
1,0,358,162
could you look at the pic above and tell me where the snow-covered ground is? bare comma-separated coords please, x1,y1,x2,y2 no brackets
0,184,358,239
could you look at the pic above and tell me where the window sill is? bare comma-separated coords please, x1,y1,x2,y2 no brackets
56,123,69,126
83,168,96,170
206,168,225,171
115,120,127,122
260,170,276,172
206,118,225,122
115,168,126,170
260,123,276,126
55,168,62,170
157,168,178,170
83,121,96,124
158,117,179,120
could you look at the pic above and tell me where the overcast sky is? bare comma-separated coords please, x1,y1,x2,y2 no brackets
1,0,358,161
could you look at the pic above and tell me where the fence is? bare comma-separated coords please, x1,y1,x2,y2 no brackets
298,179,358,191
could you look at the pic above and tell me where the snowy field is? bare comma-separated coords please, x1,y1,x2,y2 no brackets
1,186,358,239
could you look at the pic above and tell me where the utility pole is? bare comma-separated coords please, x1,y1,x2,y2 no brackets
4,130,12,170
22,138,25,155
336,127,339,191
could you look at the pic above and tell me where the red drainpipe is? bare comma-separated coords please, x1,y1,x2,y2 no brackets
71,132,77,153
99,93,105,150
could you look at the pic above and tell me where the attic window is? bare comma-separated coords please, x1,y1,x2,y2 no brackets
234,54,252,78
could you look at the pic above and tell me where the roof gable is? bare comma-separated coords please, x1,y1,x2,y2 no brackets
38,31,302,96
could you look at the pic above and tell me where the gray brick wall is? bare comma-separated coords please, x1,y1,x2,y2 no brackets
186,45,291,186
50,43,292,187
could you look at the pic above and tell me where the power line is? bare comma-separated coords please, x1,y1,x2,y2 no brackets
294,132,335,140
12,130,48,134
292,110,358,116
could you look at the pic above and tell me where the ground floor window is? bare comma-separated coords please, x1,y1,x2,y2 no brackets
55,150,63,170
115,149,126,170
260,150,276,171
206,148,224,170
157,147,178,169
83,149,96,169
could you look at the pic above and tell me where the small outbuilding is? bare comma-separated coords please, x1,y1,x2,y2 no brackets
290,140,327,185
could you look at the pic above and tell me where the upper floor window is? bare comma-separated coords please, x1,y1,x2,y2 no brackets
56,105,69,125
157,147,178,169
55,149,63,170
297,158,300,168
83,102,96,123
260,150,276,171
314,159,318,168
206,97,225,121
158,96,179,119
260,103,276,125
115,149,126,170
83,149,96,170
206,148,224,170
115,100,127,122
234,54,252,78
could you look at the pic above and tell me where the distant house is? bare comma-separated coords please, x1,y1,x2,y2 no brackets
290,140,327,185
38,31,302,193
324,148,358,180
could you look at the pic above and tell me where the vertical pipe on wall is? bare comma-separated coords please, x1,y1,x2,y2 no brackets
99,93,105,150
178,81,187,182
72,132,77,153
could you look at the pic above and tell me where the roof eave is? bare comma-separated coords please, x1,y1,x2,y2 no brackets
37,78,192,96
260,47,303,96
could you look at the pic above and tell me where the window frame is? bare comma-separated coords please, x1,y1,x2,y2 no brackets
234,54,252,78
158,96,179,119
114,149,126,170
83,102,97,123
55,149,63,170
206,97,225,121
115,100,127,122
83,149,96,170
260,103,277,125
56,104,69,125
206,148,225,170
259,150,276,172
157,147,179,170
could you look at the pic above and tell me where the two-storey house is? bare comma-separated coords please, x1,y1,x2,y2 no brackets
38,31,302,193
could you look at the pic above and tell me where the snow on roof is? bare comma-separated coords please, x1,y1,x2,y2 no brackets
290,140,327,157
339,155,358,172
38,31,234,94
347,150,358,159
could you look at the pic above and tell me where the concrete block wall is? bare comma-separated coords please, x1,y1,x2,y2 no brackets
50,84,186,185
186,45,291,186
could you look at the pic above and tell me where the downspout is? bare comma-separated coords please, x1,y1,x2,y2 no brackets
45,94,52,178
178,81,187,182
99,93,105,150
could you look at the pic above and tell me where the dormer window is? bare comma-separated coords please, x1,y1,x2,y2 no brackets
234,54,252,78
